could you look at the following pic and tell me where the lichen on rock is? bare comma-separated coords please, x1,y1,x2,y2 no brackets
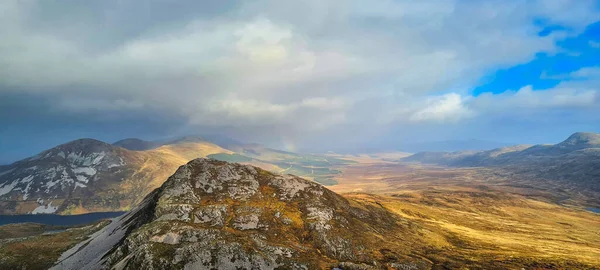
52,158,430,270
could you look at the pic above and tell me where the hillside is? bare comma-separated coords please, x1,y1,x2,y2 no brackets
0,137,239,214
46,159,600,270
112,138,163,151
51,159,430,269
398,139,511,153
401,132,600,192
0,137,354,214
0,139,147,215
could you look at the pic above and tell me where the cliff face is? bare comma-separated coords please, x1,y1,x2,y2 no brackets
52,159,429,270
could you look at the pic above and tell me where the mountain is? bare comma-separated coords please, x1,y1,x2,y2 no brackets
116,135,354,185
0,138,233,215
0,136,355,214
52,159,428,270
170,134,244,149
398,139,511,153
113,135,244,152
401,132,600,191
0,139,140,214
112,138,162,151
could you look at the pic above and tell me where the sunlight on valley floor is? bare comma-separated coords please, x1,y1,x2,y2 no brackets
331,157,600,267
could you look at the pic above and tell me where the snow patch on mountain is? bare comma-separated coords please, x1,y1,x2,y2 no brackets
31,202,58,214
0,179,18,197
108,157,126,168
75,175,89,183
60,170,73,184
67,151,106,166
45,179,59,193
20,175,35,200
75,182,87,189
72,167,97,176
44,167,59,180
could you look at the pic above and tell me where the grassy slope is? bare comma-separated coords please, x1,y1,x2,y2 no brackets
331,159,600,268
0,221,109,270
3,154,600,269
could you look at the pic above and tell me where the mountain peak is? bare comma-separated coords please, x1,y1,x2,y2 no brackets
168,136,207,144
56,138,111,150
113,138,160,151
45,138,116,159
54,158,428,269
560,132,600,147
0,137,133,214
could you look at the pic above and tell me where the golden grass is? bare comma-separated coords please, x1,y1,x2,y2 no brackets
336,161,600,268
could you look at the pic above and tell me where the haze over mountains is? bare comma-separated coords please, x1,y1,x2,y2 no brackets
402,132,600,193
2,132,599,215
397,139,511,153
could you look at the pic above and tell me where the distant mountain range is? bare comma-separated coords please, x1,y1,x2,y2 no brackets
113,134,245,151
402,132,600,192
397,139,511,153
0,136,352,214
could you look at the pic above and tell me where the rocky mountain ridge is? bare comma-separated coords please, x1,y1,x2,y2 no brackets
0,137,236,215
52,159,428,270
0,139,136,214
0,136,353,214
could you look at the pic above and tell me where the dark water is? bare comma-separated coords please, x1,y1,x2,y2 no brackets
0,212,125,226
586,207,600,214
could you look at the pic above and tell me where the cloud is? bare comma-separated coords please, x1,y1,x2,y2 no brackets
570,67,600,79
58,98,145,112
1,0,600,153
473,85,598,111
410,93,474,123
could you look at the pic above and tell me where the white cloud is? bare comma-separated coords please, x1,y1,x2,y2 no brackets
410,93,474,123
570,67,600,79
470,65,600,117
473,85,597,111
1,0,599,146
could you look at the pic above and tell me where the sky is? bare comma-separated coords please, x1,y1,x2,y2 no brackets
1,0,600,163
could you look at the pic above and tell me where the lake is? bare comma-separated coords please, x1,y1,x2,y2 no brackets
0,212,126,226
586,207,600,214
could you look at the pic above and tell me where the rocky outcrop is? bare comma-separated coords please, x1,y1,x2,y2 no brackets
53,159,428,270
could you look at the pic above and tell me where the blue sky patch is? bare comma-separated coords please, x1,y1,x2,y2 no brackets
472,20,600,96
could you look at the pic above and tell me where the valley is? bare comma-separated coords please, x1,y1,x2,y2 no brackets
1,133,600,269
330,161,600,268
4,1,599,269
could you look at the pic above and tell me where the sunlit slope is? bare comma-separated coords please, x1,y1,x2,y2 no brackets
0,138,358,214
0,140,233,214
347,191,600,268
